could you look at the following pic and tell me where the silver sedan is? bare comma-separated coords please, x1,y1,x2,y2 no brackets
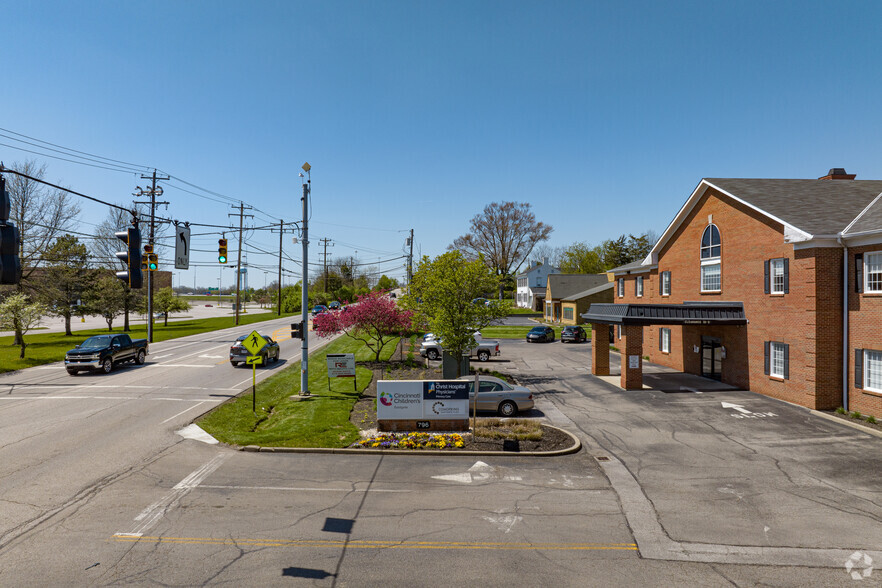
457,375,534,417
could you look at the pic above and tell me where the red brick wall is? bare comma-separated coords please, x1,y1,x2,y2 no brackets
615,187,849,411
847,245,882,418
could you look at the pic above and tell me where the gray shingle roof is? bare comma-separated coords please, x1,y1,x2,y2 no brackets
547,274,610,300
608,260,650,274
705,178,882,236
846,195,882,235
562,281,614,301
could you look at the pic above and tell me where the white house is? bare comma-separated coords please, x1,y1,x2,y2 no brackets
515,258,560,310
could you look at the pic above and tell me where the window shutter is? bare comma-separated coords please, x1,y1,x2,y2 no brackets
660,272,664,295
659,328,663,351
856,254,863,293
783,258,789,294
764,341,770,375
783,343,789,379
855,349,863,389
764,260,770,294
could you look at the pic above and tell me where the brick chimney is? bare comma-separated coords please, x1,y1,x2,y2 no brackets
818,168,856,180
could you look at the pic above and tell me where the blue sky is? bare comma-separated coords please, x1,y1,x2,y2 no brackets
3,0,881,289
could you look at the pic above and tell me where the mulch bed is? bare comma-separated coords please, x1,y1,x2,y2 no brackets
822,410,882,434
348,338,575,452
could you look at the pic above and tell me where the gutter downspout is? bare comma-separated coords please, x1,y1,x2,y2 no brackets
837,235,849,411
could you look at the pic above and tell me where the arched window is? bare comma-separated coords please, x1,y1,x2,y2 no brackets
700,224,721,292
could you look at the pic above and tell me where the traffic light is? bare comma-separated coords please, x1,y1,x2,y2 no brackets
218,238,228,263
291,322,303,339
115,225,143,289
0,176,21,285
144,244,158,271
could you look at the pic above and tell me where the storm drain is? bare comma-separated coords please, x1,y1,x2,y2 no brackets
595,456,610,462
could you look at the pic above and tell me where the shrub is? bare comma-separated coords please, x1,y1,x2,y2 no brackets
868,415,877,425
835,406,847,414
850,411,862,419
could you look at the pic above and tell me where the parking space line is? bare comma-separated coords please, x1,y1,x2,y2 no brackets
198,484,409,493
111,535,638,551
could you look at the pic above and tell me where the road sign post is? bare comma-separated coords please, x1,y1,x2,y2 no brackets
247,355,263,412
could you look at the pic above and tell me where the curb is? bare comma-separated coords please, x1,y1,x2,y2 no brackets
236,424,582,457
811,409,882,439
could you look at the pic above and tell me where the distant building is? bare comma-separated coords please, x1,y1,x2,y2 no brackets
583,168,882,420
515,258,559,311
545,273,611,322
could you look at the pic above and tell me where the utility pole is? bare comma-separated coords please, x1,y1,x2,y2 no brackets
318,237,333,292
300,163,311,396
407,228,414,290
270,220,299,316
134,170,169,343
228,202,253,326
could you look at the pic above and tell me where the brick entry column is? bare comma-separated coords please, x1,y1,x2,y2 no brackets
591,323,610,376
620,325,644,390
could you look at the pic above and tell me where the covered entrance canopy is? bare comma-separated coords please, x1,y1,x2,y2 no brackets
582,302,747,390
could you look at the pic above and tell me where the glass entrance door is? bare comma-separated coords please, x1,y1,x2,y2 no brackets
701,336,722,380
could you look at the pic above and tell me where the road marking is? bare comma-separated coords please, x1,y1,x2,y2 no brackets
117,454,229,537
482,512,523,533
0,395,225,402
721,401,777,419
110,535,638,551
151,354,173,360
198,354,224,359
199,485,410,493
176,424,219,444
431,461,522,484
160,402,207,424
153,364,213,368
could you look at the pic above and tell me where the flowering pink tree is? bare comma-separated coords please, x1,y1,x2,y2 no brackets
312,291,413,362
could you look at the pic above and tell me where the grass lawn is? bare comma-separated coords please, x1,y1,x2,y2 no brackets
0,312,296,374
502,299,542,315
482,325,589,340
198,336,398,448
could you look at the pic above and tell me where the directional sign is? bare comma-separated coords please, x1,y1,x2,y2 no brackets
327,353,355,378
246,355,263,366
175,225,191,269
242,330,268,355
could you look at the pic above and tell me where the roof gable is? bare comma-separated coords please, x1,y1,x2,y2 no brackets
649,178,882,262
547,274,610,300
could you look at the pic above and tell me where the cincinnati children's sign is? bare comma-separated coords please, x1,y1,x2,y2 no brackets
377,380,470,420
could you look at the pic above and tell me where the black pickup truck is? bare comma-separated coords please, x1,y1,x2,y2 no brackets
64,334,149,375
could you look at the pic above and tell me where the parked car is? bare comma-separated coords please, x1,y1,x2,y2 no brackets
456,375,534,416
561,325,587,343
329,301,342,310
205,304,213,307
230,334,280,367
64,334,149,375
526,326,555,343
312,305,329,315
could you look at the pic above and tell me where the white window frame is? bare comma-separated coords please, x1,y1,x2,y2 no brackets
701,262,721,293
865,251,882,293
617,325,621,340
770,342,786,378
700,225,722,293
636,276,644,298
661,271,671,296
618,278,624,297
865,349,882,393
770,258,785,294
661,328,670,353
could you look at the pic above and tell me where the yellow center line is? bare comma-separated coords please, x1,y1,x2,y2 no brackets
111,535,637,551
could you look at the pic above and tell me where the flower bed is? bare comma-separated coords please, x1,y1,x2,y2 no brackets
351,432,466,450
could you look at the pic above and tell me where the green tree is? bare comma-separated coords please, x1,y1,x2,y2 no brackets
153,287,191,326
81,272,129,331
560,242,605,274
0,293,47,359
403,252,508,362
36,234,90,336
375,275,399,291
280,283,303,313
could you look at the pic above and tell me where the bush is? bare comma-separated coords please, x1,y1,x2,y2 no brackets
835,406,847,414
868,415,878,425
850,411,862,419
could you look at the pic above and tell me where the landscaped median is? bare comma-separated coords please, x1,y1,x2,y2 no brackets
197,335,581,455
0,312,297,374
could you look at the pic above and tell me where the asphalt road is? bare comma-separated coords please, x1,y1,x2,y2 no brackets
0,328,880,586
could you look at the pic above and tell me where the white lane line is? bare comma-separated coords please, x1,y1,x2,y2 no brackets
160,401,207,424
117,454,229,538
0,396,222,402
150,354,173,360
153,364,213,368
199,485,410,493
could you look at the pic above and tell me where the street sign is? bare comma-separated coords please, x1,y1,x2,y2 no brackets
246,355,263,366
175,225,191,269
327,353,355,378
242,331,268,356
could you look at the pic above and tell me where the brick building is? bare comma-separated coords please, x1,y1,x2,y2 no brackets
583,169,882,419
